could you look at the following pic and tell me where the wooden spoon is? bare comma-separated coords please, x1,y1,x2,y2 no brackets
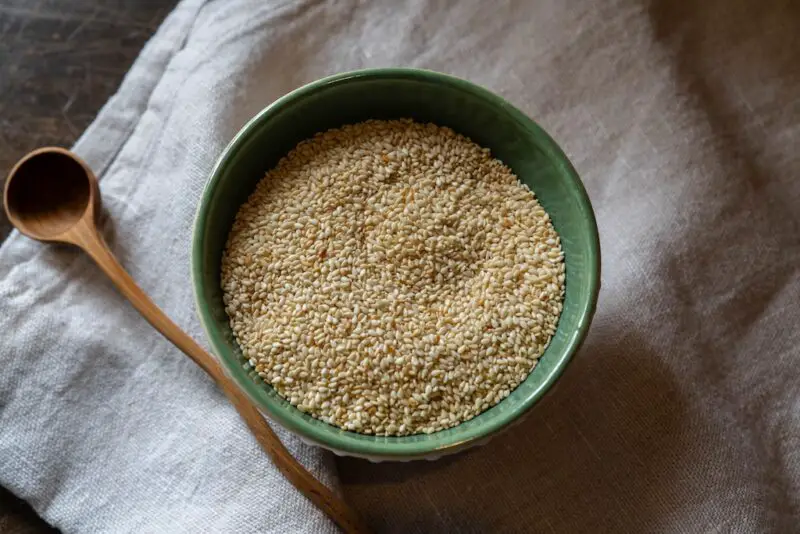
3,147,370,534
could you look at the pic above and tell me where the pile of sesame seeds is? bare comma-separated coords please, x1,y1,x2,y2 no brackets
221,119,564,436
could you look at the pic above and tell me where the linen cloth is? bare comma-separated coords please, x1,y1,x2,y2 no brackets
1,0,798,533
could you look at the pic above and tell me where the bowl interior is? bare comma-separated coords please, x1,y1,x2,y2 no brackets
192,69,599,459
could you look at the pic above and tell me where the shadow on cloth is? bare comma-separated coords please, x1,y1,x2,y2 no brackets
647,1,800,527
647,0,800,234
337,328,701,533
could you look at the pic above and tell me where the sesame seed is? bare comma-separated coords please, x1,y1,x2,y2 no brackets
221,119,564,437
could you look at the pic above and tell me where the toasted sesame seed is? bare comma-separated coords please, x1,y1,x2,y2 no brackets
221,119,564,437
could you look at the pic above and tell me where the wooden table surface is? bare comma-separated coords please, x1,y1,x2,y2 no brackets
0,1,177,531
0,0,177,241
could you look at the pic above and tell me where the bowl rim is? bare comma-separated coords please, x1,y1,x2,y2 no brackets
191,67,600,458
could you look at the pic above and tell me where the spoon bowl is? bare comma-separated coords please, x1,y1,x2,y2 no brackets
4,147,98,243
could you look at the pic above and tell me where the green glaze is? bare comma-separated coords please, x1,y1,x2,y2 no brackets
191,68,600,459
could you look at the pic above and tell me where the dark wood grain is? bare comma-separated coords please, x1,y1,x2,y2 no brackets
0,0,177,242
0,1,177,530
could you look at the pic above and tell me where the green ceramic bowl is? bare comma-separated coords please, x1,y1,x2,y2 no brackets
192,68,600,461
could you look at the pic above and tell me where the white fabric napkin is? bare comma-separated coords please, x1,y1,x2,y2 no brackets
2,0,799,533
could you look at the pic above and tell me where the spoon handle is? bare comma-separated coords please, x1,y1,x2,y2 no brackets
67,219,371,534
